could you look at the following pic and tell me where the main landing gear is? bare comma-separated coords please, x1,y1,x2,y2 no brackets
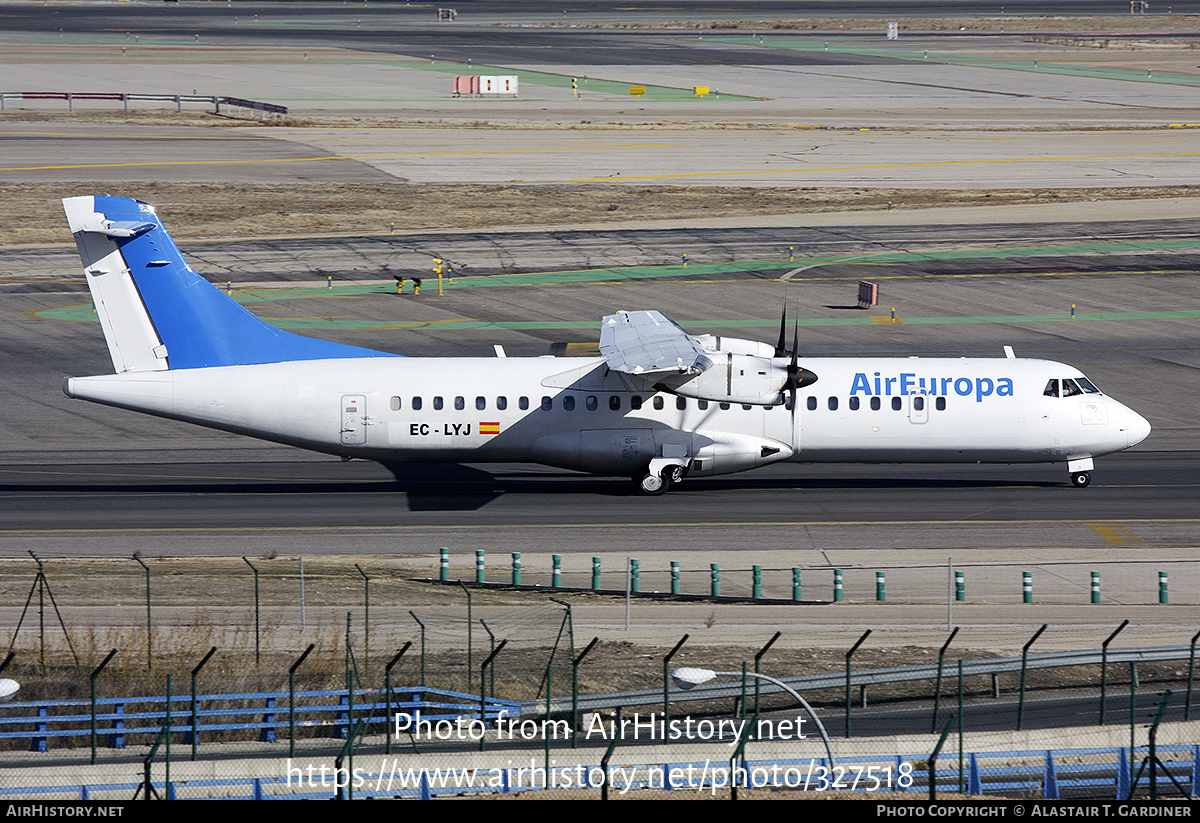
635,464,684,496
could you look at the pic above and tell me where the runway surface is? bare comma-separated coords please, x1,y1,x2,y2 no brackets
3,219,1196,560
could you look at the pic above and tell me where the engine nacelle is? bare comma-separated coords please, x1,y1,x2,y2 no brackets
688,432,794,476
692,334,777,358
659,352,786,406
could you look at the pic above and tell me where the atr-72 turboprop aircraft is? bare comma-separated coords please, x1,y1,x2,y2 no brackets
62,196,1151,494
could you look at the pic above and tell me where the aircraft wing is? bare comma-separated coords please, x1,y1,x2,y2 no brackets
599,311,710,376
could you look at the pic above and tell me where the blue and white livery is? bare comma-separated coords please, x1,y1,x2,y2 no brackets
61,196,1151,494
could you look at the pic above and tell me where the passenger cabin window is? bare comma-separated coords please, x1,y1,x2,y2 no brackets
936,397,946,411
913,396,925,411
698,400,709,410
870,397,881,411
1044,379,1059,398
519,396,529,410
891,397,902,411
742,404,752,411
849,397,860,411
586,395,598,411
433,396,443,411
390,396,401,411
412,396,423,411
563,396,575,411
610,396,621,411
476,396,486,411
631,395,643,410
496,396,507,411
806,396,817,411
827,397,838,411
653,397,664,411
720,402,731,411
541,396,552,411
676,397,687,410
454,396,465,411
785,396,794,411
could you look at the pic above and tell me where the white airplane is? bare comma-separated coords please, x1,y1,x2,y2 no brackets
62,195,1151,494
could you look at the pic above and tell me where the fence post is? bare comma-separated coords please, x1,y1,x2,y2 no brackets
188,646,217,759
33,705,47,753
89,649,117,764
288,643,315,759
260,697,276,743
109,703,124,749
845,630,871,738
1018,624,1047,730
1101,619,1129,726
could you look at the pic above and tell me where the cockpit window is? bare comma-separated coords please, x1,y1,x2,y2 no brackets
1076,377,1101,394
1062,378,1083,397
1043,379,1059,398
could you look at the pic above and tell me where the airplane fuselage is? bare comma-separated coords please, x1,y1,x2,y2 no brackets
65,353,1149,482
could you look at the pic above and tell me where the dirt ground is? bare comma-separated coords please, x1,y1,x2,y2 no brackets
6,179,1200,249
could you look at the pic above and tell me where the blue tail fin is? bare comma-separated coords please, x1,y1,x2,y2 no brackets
64,195,397,372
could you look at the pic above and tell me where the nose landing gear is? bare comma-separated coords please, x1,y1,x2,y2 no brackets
1067,457,1094,489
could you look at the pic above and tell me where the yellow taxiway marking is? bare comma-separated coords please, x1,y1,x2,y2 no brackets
568,149,1200,183
1087,522,1148,547
0,143,673,172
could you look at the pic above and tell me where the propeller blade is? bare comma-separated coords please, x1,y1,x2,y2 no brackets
774,302,789,358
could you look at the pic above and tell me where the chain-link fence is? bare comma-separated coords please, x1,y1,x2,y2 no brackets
2,555,1198,800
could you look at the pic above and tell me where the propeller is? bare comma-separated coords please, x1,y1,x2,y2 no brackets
776,310,818,419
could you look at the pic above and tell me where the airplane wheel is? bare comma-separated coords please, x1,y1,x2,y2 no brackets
636,468,671,496
1071,471,1091,488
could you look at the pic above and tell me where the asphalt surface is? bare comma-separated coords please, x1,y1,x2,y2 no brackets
3,219,1196,561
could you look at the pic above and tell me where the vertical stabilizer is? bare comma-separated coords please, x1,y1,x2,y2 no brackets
63,196,169,373
63,195,397,373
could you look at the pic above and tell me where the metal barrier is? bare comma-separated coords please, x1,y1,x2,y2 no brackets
0,687,517,752
5,745,1198,799
0,92,287,119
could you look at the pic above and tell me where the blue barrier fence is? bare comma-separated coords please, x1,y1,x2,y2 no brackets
0,687,519,752
4,746,1198,799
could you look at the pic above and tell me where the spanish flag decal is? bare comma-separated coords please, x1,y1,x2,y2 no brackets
480,421,500,435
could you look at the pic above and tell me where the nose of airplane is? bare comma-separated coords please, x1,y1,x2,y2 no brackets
1126,407,1152,448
